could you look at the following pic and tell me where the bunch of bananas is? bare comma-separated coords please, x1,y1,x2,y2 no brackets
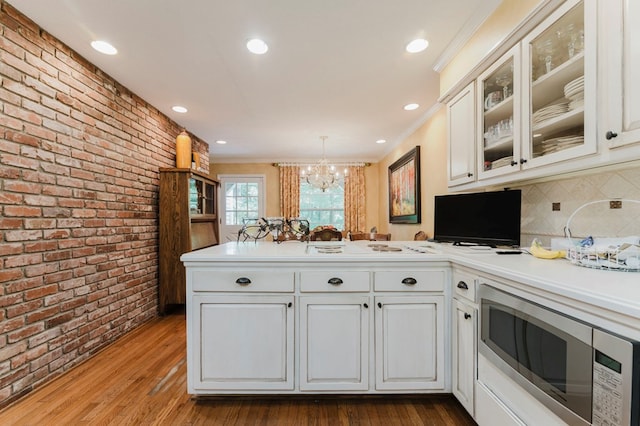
530,238,566,259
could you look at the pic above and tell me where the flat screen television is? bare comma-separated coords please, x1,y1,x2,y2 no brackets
433,189,521,247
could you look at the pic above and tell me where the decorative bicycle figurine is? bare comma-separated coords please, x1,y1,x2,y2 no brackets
237,217,310,243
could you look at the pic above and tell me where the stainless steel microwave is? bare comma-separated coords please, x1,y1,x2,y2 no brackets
479,285,640,426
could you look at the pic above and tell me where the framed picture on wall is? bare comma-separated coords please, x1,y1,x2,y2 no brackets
388,146,421,224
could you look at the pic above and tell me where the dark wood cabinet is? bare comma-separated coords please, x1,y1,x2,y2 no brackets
159,168,219,314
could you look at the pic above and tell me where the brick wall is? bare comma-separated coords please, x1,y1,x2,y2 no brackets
0,1,209,406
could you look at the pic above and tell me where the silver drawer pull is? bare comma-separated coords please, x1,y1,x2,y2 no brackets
457,280,468,290
328,277,343,285
235,277,252,285
401,277,417,285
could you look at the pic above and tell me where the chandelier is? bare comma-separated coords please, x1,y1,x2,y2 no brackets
301,136,346,192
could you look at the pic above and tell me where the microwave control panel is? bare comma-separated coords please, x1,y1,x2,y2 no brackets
593,350,624,426
592,328,638,426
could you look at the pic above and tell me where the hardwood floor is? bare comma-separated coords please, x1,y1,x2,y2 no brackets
0,311,476,425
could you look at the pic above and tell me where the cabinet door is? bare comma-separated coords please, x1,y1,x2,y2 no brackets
521,0,597,170
447,82,476,186
299,296,370,391
477,45,522,180
189,177,217,217
601,0,640,149
188,295,294,392
374,296,444,391
452,298,476,416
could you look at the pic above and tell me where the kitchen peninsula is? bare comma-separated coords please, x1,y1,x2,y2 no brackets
182,240,640,425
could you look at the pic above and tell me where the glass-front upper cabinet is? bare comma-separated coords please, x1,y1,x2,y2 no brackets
189,177,216,217
477,45,521,180
521,0,596,169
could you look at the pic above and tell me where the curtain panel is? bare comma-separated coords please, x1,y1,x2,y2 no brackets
279,165,300,218
344,165,366,233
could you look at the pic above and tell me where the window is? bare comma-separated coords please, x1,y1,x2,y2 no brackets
218,175,265,243
224,181,260,225
299,179,345,230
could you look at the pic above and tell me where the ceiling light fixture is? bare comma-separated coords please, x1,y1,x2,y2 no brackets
404,103,420,111
91,40,118,55
376,139,387,144
406,38,429,53
216,140,227,145
301,136,346,192
246,38,269,54
172,106,188,113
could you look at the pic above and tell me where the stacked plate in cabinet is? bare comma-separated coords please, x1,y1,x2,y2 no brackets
489,156,514,169
564,75,584,110
532,101,569,125
536,135,584,156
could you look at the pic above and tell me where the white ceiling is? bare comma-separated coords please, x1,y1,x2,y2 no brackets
7,0,500,163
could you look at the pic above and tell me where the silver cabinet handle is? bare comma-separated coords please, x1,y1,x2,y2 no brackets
464,313,472,320
235,277,251,285
328,277,343,285
457,281,468,290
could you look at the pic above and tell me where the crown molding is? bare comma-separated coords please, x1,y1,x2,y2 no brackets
432,0,502,73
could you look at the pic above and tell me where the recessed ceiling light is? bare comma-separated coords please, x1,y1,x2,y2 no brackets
406,39,429,53
216,140,227,145
404,103,420,111
246,39,268,55
376,139,387,144
91,40,117,55
172,106,188,113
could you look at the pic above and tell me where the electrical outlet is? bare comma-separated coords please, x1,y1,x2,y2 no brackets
610,200,622,209
552,202,561,211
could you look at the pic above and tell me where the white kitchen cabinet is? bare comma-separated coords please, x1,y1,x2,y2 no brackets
520,0,597,170
190,295,294,392
447,82,476,186
600,0,640,150
478,0,597,181
299,295,370,391
446,0,605,190
451,269,477,416
477,45,521,180
185,256,450,395
452,299,476,415
373,269,447,391
374,295,444,390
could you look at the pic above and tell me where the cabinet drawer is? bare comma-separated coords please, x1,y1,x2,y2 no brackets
374,270,445,292
452,269,476,302
191,270,294,292
300,271,370,292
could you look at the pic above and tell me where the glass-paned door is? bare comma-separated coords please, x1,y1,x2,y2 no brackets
218,175,265,242
521,0,596,169
477,45,520,180
189,178,216,216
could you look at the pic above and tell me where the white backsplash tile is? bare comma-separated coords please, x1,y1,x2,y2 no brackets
516,166,640,246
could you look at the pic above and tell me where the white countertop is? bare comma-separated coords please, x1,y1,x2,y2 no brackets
181,240,448,262
182,240,640,321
